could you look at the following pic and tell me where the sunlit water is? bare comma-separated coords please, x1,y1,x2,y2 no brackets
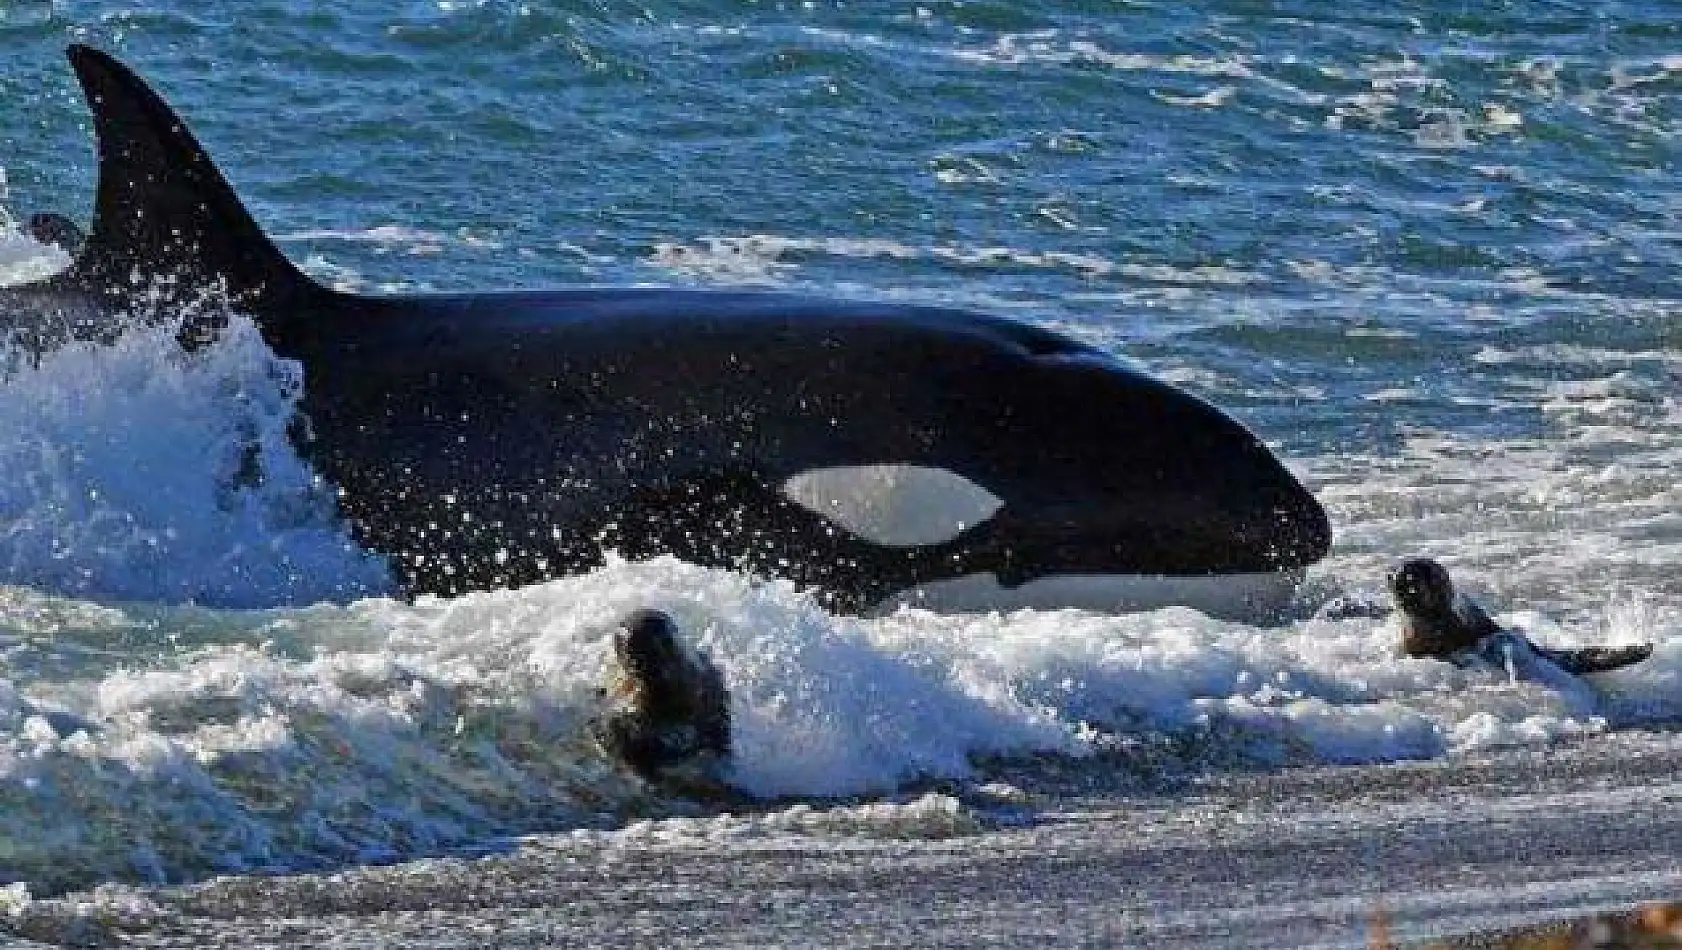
0,2,1677,939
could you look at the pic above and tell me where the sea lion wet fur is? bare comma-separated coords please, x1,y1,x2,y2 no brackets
1388,557,1652,674
594,609,732,782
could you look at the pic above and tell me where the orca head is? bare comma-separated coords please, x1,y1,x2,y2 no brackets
772,347,1331,613
938,351,1330,586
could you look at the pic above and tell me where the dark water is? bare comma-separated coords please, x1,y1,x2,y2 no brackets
0,0,1678,908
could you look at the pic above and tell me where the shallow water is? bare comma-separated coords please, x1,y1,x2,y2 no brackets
0,0,1678,941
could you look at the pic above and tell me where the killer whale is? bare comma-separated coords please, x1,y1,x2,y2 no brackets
0,45,1331,616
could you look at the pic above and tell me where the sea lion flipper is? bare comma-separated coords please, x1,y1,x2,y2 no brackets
1537,643,1654,675
1455,598,1504,640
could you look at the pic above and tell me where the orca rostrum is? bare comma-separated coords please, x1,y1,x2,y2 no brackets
0,46,1332,616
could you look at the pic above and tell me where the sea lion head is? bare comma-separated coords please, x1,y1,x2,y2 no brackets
599,608,733,782
614,608,684,684
1388,557,1455,617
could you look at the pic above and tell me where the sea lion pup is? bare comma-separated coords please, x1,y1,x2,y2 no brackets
594,609,732,784
25,212,84,255
1388,557,1652,674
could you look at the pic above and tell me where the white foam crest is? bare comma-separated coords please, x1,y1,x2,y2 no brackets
1278,256,1682,309
335,563,1682,784
1609,55,1682,91
1314,426,1681,587
1316,57,1543,146
2,550,1679,891
1473,344,1682,368
947,33,1252,79
0,560,1057,889
0,307,393,606
360,561,1084,796
578,793,987,848
1152,85,1239,109
1,881,167,946
275,224,503,256
297,253,437,295
0,212,71,288
648,233,1267,286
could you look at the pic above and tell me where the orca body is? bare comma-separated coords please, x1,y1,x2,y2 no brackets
0,46,1332,614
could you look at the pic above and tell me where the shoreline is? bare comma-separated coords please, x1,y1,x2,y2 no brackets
7,739,1682,948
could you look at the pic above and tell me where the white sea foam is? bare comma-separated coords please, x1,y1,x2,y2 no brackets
0,543,1677,892
570,792,989,848
0,215,392,607
275,225,503,255
648,233,1267,287
1473,344,1682,368
1152,85,1238,109
0,315,394,606
0,209,71,287
947,33,1252,79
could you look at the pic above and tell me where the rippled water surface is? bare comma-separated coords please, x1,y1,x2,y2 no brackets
0,1,1678,943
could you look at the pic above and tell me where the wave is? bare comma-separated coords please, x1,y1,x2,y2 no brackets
1,551,1677,892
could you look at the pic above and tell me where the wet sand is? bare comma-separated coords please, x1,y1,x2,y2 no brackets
6,731,1682,948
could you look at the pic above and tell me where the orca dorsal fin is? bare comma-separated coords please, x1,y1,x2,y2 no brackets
63,45,317,312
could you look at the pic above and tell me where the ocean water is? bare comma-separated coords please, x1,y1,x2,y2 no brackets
0,1,1678,945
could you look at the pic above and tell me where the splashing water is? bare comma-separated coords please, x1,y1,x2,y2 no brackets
0,222,392,607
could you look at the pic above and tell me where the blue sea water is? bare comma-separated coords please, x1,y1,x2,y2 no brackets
5,1,1678,434
0,0,1678,913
